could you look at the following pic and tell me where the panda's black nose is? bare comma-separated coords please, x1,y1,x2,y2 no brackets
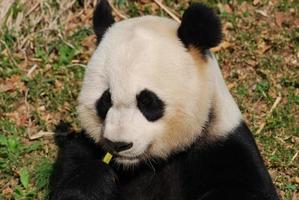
103,139,133,152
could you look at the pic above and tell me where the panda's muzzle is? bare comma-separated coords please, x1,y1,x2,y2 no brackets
103,138,133,153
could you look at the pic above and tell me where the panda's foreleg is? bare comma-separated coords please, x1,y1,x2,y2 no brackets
49,159,120,200
49,123,121,200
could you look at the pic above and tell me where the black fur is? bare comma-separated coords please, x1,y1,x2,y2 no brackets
93,0,115,44
95,89,112,120
50,122,279,200
177,3,222,51
49,122,119,200
136,89,165,122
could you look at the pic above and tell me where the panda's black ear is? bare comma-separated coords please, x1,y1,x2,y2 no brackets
177,3,222,51
93,0,115,44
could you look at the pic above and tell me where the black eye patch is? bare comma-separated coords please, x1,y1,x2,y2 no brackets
136,89,165,122
95,89,112,120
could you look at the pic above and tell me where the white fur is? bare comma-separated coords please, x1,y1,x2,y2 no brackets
77,16,242,165
208,54,242,136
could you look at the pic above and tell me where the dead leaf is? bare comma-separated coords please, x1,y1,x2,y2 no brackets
253,0,260,6
139,0,151,4
5,103,28,126
292,191,298,200
223,4,232,13
38,106,46,111
54,79,63,90
217,3,233,14
211,41,232,52
2,187,13,197
275,12,291,27
80,35,96,49
223,22,234,31
257,40,271,54
5,112,27,126
6,75,26,92
245,60,257,67
239,2,251,14
0,82,14,92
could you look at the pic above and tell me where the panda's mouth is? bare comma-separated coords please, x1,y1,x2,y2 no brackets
113,146,151,165
100,140,152,165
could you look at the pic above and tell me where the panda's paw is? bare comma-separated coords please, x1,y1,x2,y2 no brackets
50,160,119,200
50,122,119,199
55,120,71,135
53,120,80,148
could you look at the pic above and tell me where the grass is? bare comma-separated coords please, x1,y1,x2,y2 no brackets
0,0,298,199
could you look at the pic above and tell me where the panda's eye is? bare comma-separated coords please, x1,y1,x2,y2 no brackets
136,89,165,122
95,89,112,120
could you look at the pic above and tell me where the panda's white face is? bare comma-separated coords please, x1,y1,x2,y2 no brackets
78,16,214,165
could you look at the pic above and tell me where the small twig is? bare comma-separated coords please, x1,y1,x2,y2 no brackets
24,2,40,17
48,0,76,30
27,64,38,77
58,32,75,49
29,131,55,140
25,86,54,140
66,63,87,68
290,151,298,164
256,95,282,134
24,89,32,139
20,27,63,49
0,40,18,67
108,0,127,19
153,0,181,23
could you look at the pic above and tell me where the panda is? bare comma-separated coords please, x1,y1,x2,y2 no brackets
49,1,280,200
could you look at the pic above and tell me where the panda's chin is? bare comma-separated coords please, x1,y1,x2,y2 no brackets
114,156,140,165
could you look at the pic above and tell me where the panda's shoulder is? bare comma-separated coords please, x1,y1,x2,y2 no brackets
198,122,261,161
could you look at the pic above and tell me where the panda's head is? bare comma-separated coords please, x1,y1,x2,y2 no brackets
78,0,223,165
